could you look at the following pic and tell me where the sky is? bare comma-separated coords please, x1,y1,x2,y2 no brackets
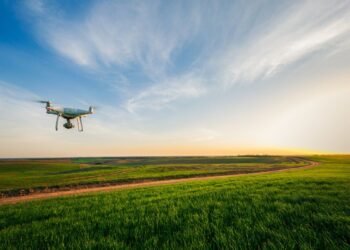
0,0,349,157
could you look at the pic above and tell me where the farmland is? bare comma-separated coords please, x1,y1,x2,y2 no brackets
0,156,307,196
0,155,349,249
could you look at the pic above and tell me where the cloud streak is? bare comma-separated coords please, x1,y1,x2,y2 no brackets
125,73,206,112
211,0,350,86
24,0,350,113
27,1,202,74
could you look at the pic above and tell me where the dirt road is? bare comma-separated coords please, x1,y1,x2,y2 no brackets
0,161,318,205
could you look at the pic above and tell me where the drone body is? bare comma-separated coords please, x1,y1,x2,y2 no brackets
38,101,94,131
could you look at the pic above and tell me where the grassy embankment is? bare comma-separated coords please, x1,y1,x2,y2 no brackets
0,156,349,249
0,156,306,196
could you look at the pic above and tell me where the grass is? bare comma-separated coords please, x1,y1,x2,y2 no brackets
0,155,349,249
0,156,306,196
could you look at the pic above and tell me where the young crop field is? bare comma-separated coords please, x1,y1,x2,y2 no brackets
0,156,307,196
0,155,349,249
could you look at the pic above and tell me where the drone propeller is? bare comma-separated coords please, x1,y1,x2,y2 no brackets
35,100,50,104
34,100,51,107
89,106,100,114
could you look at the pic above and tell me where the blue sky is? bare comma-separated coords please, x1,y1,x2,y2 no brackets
0,0,349,157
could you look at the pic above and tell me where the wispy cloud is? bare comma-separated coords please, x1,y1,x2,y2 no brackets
26,1,202,74
25,0,45,14
212,0,350,86
125,73,206,112
23,0,350,113
0,81,50,141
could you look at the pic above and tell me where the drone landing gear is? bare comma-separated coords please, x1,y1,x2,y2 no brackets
55,115,60,131
76,117,83,132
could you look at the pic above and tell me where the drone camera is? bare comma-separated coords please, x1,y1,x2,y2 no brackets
63,121,75,129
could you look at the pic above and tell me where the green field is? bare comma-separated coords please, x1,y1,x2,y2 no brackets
0,155,349,249
0,156,306,196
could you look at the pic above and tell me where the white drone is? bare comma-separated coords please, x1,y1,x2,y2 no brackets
36,101,94,132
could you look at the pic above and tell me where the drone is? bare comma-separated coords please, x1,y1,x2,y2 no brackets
36,101,94,132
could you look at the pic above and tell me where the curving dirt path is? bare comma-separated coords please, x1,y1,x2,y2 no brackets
0,160,319,205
